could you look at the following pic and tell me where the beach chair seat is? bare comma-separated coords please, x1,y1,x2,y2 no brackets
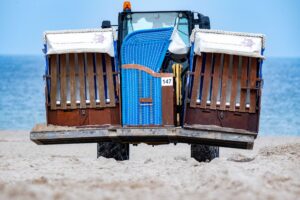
48,53,116,110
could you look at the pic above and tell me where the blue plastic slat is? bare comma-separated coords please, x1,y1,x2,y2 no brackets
121,28,173,126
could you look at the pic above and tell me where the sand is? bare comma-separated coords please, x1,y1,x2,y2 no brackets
0,131,299,200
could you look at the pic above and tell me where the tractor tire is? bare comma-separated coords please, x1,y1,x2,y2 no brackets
191,144,219,162
97,142,129,161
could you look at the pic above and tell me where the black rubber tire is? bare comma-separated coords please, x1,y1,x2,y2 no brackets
191,144,219,162
97,142,129,161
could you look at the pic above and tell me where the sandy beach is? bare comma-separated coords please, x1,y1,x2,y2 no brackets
0,131,299,200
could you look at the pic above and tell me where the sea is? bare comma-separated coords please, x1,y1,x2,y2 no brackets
0,55,299,135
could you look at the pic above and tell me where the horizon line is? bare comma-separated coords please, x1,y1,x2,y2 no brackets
0,54,300,59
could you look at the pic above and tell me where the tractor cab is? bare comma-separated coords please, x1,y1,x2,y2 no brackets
118,10,209,66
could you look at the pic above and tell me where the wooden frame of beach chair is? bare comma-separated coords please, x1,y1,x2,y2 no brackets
46,53,120,126
184,53,263,133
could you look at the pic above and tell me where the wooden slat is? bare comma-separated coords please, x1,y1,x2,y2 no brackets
220,54,230,110
249,58,258,113
239,57,249,112
140,97,153,103
50,55,57,110
210,54,221,109
105,54,116,106
78,53,86,108
60,54,67,109
87,53,96,107
190,56,202,107
200,53,212,108
95,53,106,107
69,54,77,109
123,64,174,78
229,56,239,111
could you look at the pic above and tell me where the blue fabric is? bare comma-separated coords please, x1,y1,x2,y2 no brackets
44,44,50,103
188,43,195,98
260,49,265,79
121,28,173,126
113,41,119,72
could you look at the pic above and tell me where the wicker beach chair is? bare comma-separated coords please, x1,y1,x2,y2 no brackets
121,27,173,126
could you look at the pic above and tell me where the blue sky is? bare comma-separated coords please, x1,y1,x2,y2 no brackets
0,0,299,57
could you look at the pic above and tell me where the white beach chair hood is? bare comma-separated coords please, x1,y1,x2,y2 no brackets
191,29,266,58
44,28,116,57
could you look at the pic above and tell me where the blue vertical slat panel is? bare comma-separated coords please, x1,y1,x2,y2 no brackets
121,28,173,126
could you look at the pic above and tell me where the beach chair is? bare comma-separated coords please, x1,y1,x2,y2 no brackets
121,28,173,126
185,29,265,133
44,29,120,126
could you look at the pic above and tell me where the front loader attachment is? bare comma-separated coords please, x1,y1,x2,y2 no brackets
30,124,255,149
32,25,265,151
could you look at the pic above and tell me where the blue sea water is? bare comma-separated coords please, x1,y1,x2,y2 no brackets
0,55,299,135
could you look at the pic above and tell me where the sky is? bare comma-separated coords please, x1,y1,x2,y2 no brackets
0,0,299,57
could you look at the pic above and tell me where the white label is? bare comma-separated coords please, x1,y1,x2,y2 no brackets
161,77,173,86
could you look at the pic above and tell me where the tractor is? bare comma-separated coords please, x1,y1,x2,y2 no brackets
31,1,265,162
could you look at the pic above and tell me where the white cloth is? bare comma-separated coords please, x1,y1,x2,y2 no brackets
191,29,265,58
44,28,116,57
168,29,189,55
